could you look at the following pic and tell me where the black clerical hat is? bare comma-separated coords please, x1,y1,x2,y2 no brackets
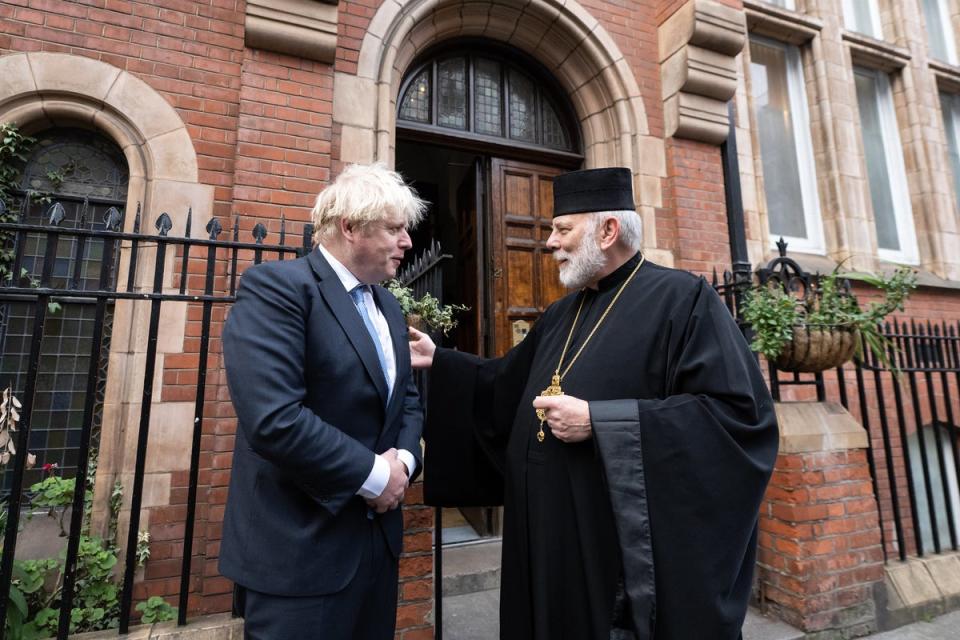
552,167,634,217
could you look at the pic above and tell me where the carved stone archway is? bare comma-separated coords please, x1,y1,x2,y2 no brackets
0,52,214,541
333,0,671,263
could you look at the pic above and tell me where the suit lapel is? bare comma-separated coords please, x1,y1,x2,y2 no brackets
308,250,389,406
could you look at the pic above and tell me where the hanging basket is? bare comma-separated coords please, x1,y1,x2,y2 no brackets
774,324,858,373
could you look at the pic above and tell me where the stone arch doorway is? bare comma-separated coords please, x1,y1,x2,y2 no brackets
334,0,668,263
394,41,585,541
396,41,581,354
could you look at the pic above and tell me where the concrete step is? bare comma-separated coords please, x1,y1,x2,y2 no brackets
742,610,805,640
441,539,502,597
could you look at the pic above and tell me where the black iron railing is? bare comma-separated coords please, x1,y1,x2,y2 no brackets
0,197,311,638
714,242,960,563
395,239,450,640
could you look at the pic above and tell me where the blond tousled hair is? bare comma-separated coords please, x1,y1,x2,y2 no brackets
311,163,427,245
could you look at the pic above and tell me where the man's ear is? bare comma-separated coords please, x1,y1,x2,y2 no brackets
339,217,358,243
598,216,620,250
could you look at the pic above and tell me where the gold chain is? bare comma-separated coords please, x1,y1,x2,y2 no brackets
555,254,645,380
536,254,645,442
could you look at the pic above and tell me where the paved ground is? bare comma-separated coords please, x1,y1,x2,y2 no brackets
442,589,960,639
869,609,960,639
439,539,960,639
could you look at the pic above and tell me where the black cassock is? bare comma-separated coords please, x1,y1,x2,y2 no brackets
424,253,779,639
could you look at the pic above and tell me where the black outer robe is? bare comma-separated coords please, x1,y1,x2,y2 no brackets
424,255,779,639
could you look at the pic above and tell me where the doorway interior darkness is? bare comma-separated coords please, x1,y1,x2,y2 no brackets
395,39,585,542
396,139,577,541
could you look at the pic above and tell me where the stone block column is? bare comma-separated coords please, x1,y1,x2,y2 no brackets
756,402,886,638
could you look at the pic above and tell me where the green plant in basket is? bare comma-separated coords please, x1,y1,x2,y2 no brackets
742,266,916,370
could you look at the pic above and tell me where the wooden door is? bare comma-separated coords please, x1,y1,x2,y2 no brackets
489,158,567,356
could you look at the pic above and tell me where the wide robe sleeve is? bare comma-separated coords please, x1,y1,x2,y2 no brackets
590,279,779,639
423,322,540,507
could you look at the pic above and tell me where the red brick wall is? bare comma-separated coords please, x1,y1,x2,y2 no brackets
0,0,246,217
662,139,732,275
772,286,960,562
758,450,885,634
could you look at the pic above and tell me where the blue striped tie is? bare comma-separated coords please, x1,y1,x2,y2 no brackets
350,285,391,394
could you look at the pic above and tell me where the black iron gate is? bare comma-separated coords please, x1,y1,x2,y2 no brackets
0,197,310,638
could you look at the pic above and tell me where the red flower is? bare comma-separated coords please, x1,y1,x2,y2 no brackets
42,462,58,473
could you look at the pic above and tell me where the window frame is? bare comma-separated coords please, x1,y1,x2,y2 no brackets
396,45,582,158
749,35,825,254
853,66,920,265
922,0,959,65
842,0,884,40
941,91,960,215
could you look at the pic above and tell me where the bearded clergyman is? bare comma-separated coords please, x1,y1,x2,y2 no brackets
408,167,779,639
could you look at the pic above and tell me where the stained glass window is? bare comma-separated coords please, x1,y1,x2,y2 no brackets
1,128,126,493
397,50,578,154
541,100,569,150
438,57,467,130
399,69,431,123
508,70,536,143
474,58,502,136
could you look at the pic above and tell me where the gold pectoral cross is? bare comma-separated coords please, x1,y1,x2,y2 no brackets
536,372,564,443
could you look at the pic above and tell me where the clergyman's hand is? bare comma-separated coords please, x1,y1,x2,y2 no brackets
367,448,409,513
532,394,593,443
409,327,436,369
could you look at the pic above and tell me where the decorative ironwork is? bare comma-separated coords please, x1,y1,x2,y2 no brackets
714,240,960,566
206,217,223,240
155,212,172,236
252,222,267,244
0,207,313,638
47,201,66,226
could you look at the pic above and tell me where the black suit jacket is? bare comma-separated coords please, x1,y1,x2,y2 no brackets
218,249,423,596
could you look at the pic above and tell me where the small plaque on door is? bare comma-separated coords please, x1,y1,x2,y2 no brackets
512,320,530,346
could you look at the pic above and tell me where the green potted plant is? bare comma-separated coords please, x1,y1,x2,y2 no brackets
385,279,469,336
741,267,916,372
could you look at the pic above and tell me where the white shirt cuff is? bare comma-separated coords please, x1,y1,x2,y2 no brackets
397,449,416,478
357,454,389,499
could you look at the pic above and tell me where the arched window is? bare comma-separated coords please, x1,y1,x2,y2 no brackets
397,46,580,155
1,128,127,492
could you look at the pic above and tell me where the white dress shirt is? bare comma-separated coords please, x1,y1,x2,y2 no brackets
317,243,415,498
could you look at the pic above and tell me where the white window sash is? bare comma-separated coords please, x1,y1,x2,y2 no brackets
783,41,824,252
943,93,960,214
928,0,959,65
752,37,825,253
862,69,920,264
843,0,883,39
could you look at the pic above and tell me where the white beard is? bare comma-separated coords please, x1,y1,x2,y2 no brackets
555,230,606,289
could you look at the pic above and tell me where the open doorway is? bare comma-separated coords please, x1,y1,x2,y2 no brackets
396,140,495,542
396,139,573,543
